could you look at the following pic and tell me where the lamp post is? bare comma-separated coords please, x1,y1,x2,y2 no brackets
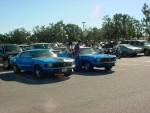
82,22,86,42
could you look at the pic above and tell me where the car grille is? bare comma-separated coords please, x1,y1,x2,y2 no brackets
100,58,116,62
52,62,73,68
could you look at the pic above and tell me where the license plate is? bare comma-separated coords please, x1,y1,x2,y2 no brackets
62,69,67,72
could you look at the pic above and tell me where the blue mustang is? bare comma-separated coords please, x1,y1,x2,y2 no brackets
58,47,116,71
10,49,75,78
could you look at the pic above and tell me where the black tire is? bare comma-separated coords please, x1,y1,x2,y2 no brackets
116,53,122,59
144,50,150,56
3,60,10,69
83,61,93,71
13,63,20,73
122,51,128,58
34,65,45,78
104,66,112,71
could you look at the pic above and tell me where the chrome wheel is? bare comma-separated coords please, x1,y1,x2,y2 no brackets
13,64,20,73
83,61,93,71
144,50,150,56
35,66,44,78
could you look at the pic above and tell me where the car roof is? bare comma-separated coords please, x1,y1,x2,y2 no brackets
25,49,50,52
30,43,50,45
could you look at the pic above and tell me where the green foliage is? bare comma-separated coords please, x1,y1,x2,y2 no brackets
0,3,149,43
142,3,150,40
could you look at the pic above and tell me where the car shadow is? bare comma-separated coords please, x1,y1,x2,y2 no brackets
74,68,114,76
0,71,70,85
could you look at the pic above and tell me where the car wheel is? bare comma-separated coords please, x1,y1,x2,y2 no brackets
13,63,20,73
3,60,10,69
122,51,128,58
35,65,44,78
104,66,112,71
83,61,93,71
144,50,150,56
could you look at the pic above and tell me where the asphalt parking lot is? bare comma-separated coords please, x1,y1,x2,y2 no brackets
0,55,150,113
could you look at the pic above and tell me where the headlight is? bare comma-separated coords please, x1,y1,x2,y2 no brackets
48,63,53,67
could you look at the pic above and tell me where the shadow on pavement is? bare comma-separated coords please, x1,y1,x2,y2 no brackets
0,71,70,85
74,68,114,76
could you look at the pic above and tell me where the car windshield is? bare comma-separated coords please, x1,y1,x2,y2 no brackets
32,44,51,49
30,50,55,58
4,45,22,53
80,48,97,54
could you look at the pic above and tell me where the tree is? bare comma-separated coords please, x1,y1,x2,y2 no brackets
142,3,150,40
8,28,30,44
65,24,82,41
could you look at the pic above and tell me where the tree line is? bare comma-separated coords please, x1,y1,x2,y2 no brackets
0,3,150,44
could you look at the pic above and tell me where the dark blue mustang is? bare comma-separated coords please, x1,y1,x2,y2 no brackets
10,49,75,78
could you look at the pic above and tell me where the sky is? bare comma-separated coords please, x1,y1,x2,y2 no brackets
0,0,149,34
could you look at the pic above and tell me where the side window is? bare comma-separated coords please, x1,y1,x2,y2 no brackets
20,52,27,58
130,41,135,46
135,41,143,46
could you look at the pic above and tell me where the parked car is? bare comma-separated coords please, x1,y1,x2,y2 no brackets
129,40,150,56
18,44,29,51
58,47,116,71
120,40,150,56
115,44,142,57
10,49,75,78
0,44,22,69
29,43,52,50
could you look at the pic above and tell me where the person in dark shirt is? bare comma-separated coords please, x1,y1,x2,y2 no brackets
74,39,82,71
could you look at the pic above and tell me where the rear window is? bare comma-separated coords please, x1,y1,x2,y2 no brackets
129,41,136,46
120,41,129,44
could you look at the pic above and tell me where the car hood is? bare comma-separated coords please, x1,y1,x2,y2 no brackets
81,53,116,59
32,57,74,63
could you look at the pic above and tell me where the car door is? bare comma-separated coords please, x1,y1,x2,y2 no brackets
17,51,33,71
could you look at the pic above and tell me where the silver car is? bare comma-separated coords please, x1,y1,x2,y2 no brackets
115,44,142,57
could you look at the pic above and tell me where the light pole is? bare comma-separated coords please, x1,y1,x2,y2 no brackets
82,22,86,42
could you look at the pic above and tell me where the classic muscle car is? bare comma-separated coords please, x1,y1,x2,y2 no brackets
58,47,116,71
10,49,75,78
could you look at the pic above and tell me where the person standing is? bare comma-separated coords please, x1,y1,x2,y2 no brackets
74,39,82,71
66,41,73,58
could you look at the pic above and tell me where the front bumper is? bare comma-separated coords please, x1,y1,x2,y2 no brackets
43,67,73,73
